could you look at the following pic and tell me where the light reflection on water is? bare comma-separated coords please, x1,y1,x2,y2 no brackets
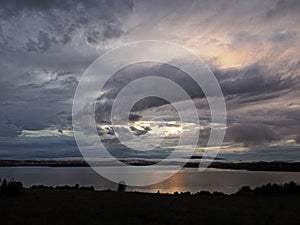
0,167,300,194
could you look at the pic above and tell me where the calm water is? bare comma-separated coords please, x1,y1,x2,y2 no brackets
0,167,300,194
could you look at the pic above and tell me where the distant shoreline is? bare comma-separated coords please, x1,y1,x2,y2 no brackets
1,159,300,172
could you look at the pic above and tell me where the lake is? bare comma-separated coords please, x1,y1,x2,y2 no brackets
0,167,300,194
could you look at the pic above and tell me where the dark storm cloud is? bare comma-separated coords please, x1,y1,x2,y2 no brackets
226,124,280,146
91,59,300,148
0,0,135,137
96,62,300,118
216,64,299,98
0,0,298,164
211,63,300,138
94,62,198,123
0,0,299,165
0,0,134,52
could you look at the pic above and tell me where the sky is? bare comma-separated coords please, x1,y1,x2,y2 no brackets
0,0,300,161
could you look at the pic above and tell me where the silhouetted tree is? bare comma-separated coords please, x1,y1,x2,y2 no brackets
117,181,127,192
181,191,191,195
239,186,251,192
212,191,226,196
1,179,7,191
195,191,211,196
1,179,23,195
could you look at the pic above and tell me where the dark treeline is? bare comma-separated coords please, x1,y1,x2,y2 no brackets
1,178,300,196
0,160,89,167
3,159,300,172
184,161,300,172
0,178,94,195
30,184,95,191
210,161,300,172
172,181,300,196
234,181,300,195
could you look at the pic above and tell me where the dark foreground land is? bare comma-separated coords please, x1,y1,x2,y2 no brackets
1,187,300,225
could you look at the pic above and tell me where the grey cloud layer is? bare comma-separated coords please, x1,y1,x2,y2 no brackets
0,0,300,160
